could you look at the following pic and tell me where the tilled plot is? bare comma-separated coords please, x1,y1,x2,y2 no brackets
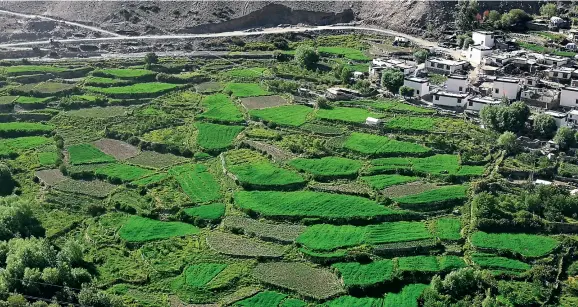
93,138,140,161
34,169,66,186
240,95,288,110
206,232,285,258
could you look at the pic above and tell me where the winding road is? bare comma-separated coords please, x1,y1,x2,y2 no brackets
0,9,460,59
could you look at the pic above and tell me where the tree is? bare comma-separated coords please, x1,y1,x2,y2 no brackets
554,126,576,150
316,96,330,109
455,0,479,32
399,85,415,97
79,287,122,307
497,131,518,154
540,3,557,18
294,46,319,70
352,80,373,95
480,101,529,133
339,67,353,84
413,49,429,64
144,52,158,65
487,10,501,26
381,68,404,94
532,114,557,139
0,196,45,240
463,37,474,48
0,163,14,196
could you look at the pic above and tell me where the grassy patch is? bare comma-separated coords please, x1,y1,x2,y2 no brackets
195,122,244,151
184,203,226,221
94,163,155,182
431,218,461,241
471,232,559,258
235,190,406,221
14,96,52,105
316,106,381,124
384,116,438,132
229,162,306,188
0,136,51,157
224,82,269,97
394,185,468,206
235,291,286,306
94,68,156,79
361,174,419,189
249,105,313,127
344,132,431,156
333,260,394,287
67,143,116,165
183,263,227,287
85,82,178,97
383,284,428,307
226,67,269,78
169,164,221,203
318,46,369,60
197,93,244,123
0,122,53,137
289,156,362,179
119,216,200,242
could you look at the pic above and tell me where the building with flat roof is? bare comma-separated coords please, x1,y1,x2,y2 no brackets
492,77,521,100
403,77,429,97
466,96,500,112
426,57,467,75
432,90,469,108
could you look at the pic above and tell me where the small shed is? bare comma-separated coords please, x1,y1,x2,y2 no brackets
365,117,383,126
535,179,553,186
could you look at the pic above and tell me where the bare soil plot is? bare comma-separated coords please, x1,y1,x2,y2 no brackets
206,232,285,258
34,169,66,187
54,179,117,198
127,151,188,169
222,216,306,244
93,138,140,161
195,82,224,93
242,140,295,162
240,95,289,110
253,262,344,300
383,182,438,198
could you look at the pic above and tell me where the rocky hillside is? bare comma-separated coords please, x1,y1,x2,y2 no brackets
0,1,541,36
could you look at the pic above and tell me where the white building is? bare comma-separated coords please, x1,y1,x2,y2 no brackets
520,87,560,109
432,90,469,108
403,77,429,97
560,87,578,108
542,55,568,67
566,110,578,126
426,58,467,75
472,31,495,48
365,117,383,126
544,110,568,128
467,45,493,65
546,67,574,82
445,75,468,93
466,96,500,112
370,58,416,80
492,77,521,100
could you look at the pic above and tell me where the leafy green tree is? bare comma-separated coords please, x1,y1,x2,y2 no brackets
463,37,474,48
554,126,576,150
144,52,158,65
294,46,319,70
481,101,529,133
316,96,330,109
381,68,404,94
497,131,518,154
455,0,479,32
0,163,14,196
79,287,123,307
352,80,373,95
0,197,44,240
532,114,557,139
339,67,353,84
399,85,415,97
413,49,429,63
540,3,557,18
487,10,501,24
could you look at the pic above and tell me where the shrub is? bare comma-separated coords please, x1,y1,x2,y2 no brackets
381,69,404,93
399,85,415,97
294,46,319,70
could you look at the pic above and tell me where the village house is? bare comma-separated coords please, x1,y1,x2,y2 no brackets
326,87,360,100
492,77,521,100
403,77,429,97
566,110,578,127
559,87,578,108
432,90,469,108
544,110,568,128
445,75,468,93
520,87,560,109
365,117,384,126
541,55,569,67
369,58,416,80
467,44,493,65
472,31,495,48
545,67,574,83
425,58,467,75
466,96,500,112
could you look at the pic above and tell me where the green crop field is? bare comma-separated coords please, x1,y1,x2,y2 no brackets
289,156,362,178
344,132,431,156
85,82,178,96
471,232,559,257
235,291,286,306
361,174,419,189
369,154,485,177
224,82,269,97
130,173,169,187
94,163,155,182
249,105,313,127
195,122,244,151
471,253,531,272
67,143,116,165
0,122,53,137
119,216,200,242
316,107,381,123
350,99,435,114
318,46,370,60
383,284,428,307
235,190,407,221
431,218,461,240
229,162,306,188
384,116,438,131
226,67,269,78
183,263,227,287
325,296,383,307
169,164,221,203
197,93,244,123
14,96,52,104
333,260,394,287
184,203,226,221
84,76,131,86
397,255,465,273
94,68,156,79
0,136,51,157
2,65,68,75
394,185,468,206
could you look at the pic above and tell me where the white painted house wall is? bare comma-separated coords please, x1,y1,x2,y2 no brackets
560,87,578,108
466,97,499,112
432,92,468,108
403,78,429,97
445,76,468,93
492,79,520,100
472,31,495,48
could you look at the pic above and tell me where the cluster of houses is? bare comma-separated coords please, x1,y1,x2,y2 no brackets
365,30,578,130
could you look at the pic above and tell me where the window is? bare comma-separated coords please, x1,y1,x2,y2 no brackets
459,86,463,91
559,72,564,78
468,101,473,106
564,73,568,78
495,88,499,94
437,63,443,68
457,98,462,104
416,90,420,95
575,99,578,104
435,95,439,100
430,62,435,67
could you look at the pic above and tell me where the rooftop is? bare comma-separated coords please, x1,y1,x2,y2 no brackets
469,96,500,104
434,90,469,98
568,110,578,116
427,57,467,66
448,74,467,80
545,110,567,118
471,44,493,50
563,87,578,92
495,77,520,83
474,30,494,35
405,77,428,83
